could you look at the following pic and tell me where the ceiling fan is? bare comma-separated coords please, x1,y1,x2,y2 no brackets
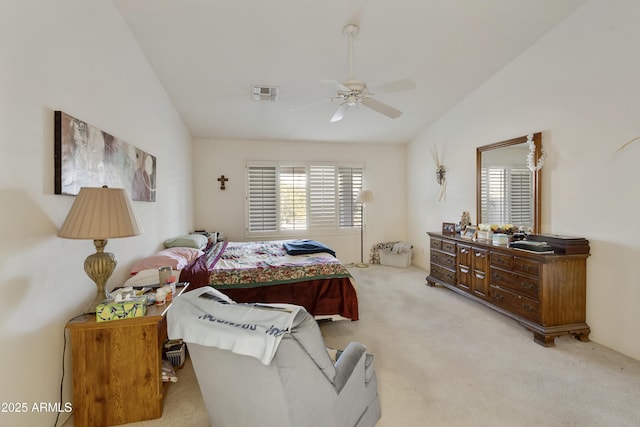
318,24,416,123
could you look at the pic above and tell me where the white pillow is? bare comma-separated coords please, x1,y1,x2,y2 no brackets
164,234,208,250
124,268,181,287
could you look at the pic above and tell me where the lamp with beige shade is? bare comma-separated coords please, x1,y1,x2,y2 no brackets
58,186,142,312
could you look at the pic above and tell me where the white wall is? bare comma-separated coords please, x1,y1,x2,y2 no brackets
0,2,193,426
193,139,408,263
408,0,640,361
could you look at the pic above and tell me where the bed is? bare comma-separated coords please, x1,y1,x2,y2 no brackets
178,240,359,321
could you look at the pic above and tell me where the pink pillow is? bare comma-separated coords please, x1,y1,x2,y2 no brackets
130,247,204,274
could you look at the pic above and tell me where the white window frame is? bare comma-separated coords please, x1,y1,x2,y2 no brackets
245,161,364,238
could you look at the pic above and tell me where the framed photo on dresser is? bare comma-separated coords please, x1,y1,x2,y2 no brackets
442,222,456,235
461,226,477,239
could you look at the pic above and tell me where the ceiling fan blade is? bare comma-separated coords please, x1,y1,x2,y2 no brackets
321,79,350,93
330,103,349,123
361,97,403,119
370,78,416,94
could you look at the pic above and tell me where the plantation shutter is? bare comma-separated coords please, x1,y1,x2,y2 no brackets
481,167,507,224
309,164,337,229
338,166,363,227
279,166,307,230
481,166,533,227
509,167,533,227
247,165,277,232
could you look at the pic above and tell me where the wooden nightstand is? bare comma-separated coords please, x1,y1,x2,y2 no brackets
66,283,188,427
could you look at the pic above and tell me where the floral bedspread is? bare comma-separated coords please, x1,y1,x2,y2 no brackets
204,240,352,289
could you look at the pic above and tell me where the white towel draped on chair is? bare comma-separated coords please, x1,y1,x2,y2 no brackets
168,287,301,365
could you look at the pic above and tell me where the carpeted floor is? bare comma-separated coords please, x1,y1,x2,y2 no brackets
65,265,640,426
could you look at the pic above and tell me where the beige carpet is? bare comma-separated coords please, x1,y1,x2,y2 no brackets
67,265,640,426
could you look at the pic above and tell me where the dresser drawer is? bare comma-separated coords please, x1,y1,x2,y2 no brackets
430,264,456,286
491,252,513,269
430,238,442,250
514,257,540,278
490,268,539,300
430,251,456,270
442,240,456,254
457,245,472,266
472,247,488,271
491,285,541,323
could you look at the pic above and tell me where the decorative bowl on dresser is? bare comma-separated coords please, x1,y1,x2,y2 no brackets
426,232,590,347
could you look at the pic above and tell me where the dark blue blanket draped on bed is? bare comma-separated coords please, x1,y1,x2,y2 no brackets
283,240,336,258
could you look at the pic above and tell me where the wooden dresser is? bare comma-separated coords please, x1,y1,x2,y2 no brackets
66,284,188,426
426,232,590,346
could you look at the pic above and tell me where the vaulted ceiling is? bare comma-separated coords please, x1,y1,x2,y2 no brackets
113,0,585,144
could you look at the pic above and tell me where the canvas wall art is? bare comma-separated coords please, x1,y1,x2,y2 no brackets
54,111,156,202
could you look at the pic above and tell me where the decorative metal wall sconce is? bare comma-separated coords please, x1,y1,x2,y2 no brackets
432,145,447,201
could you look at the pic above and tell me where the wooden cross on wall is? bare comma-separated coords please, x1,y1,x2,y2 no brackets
217,175,229,190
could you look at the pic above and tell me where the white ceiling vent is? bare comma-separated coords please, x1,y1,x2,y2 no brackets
251,85,279,102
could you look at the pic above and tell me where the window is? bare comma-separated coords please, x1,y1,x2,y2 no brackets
480,165,533,228
309,164,336,230
246,162,363,235
338,166,363,228
279,166,307,230
247,165,276,232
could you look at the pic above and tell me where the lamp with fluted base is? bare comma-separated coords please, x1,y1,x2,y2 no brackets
58,186,142,313
355,190,373,268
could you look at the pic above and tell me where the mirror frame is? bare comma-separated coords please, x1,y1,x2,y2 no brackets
476,132,542,234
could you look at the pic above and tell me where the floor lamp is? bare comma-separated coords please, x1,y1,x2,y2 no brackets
58,186,142,313
355,190,372,268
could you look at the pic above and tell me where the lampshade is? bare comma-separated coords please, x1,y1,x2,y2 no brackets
58,186,142,313
356,189,373,204
58,187,142,239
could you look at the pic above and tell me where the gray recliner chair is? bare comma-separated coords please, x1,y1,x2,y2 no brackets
168,288,380,427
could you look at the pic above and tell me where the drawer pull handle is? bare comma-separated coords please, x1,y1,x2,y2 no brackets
522,282,534,290
522,304,535,312
495,273,503,280
494,294,504,301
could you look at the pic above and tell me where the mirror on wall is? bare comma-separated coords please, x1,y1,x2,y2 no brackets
476,133,541,233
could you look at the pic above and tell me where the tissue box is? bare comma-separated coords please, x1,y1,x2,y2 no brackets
96,296,148,322
379,249,412,268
